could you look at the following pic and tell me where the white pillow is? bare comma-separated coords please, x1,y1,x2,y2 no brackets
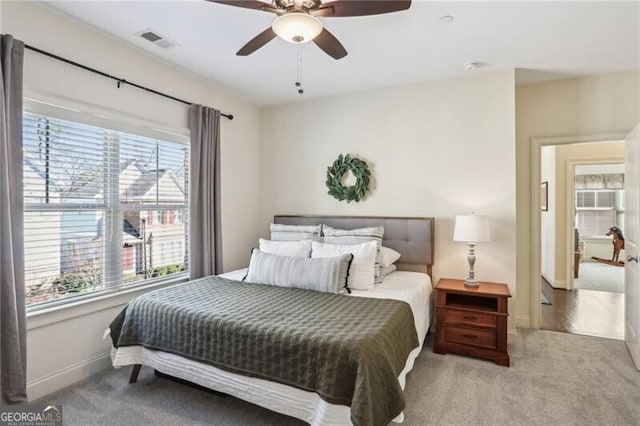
311,240,377,290
380,246,401,267
270,223,322,241
380,264,397,280
245,249,352,294
322,225,384,284
259,238,312,258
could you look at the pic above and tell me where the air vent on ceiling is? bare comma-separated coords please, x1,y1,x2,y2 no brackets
136,29,178,50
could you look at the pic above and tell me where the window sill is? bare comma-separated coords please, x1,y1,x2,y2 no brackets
581,236,611,241
26,274,189,331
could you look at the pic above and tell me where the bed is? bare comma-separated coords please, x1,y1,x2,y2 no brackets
109,216,434,426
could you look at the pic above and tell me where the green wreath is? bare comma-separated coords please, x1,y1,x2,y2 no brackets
326,154,371,203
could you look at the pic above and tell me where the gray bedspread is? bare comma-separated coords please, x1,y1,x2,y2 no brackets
109,275,419,426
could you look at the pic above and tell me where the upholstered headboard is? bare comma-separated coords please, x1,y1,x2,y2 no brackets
273,216,434,275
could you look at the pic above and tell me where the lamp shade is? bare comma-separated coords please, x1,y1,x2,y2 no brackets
453,214,491,243
272,13,323,44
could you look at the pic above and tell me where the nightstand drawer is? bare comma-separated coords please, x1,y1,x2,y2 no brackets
445,325,496,349
445,309,497,327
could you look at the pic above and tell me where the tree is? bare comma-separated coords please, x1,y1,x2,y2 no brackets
35,116,102,202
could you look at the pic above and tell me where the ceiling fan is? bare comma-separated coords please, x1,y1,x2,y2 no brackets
208,0,411,60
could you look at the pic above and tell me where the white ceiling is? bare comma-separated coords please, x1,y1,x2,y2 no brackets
44,1,639,107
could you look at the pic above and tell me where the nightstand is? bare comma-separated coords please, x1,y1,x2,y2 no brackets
434,278,511,366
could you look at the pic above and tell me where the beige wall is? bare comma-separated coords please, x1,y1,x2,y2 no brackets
552,141,624,287
516,69,640,326
2,1,262,400
261,70,517,317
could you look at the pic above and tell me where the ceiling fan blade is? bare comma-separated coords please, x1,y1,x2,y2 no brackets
313,28,347,60
206,0,280,14
237,27,277,56
311,0,411,17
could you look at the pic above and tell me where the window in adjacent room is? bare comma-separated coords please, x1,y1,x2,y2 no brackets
575,189,623,238
23,105,189,307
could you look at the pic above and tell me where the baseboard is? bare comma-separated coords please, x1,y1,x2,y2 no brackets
27,351,112,402
541,273,566,289
507,327,518,345
516,316,531,329
550,279,566,289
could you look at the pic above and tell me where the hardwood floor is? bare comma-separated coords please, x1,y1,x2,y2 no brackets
541,278,624,340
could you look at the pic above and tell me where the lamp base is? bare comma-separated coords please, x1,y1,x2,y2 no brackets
464,278,479,287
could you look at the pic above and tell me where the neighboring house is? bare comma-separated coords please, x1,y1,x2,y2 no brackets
74,159,187,279
23,157,61,289
119,162,187,276
24,156,186,295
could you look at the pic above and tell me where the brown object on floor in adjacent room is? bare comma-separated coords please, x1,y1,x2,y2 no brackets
434,278,511,366
541,277,624,340
606,226,625,262
591,256,624,267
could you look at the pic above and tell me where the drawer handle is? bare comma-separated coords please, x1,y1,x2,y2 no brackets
463,334,477,339
463,315,478,321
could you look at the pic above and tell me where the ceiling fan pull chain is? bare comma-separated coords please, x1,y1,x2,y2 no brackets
295,47,304,95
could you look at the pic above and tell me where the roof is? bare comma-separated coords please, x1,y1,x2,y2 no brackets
26,158,185,203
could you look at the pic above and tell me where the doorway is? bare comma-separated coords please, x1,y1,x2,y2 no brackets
573,162,625,295
535,138,626,340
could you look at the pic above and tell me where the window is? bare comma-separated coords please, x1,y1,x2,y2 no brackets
23,109,189,307
575,190,622,238
153,210,163,225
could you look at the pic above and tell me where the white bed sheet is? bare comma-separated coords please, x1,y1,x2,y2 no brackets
111,270,432,425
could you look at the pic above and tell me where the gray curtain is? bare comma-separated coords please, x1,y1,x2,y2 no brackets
0,34,27,405
189,104,222,279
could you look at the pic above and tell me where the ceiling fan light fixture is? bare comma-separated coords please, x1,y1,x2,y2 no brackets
272,12,323,44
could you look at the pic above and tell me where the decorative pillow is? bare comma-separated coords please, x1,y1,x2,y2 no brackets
258,238,312,258
380,246,401,267
245,249,352,294
380,264,397,280
322,226,384,284
311,240,377,290
270,223,322,241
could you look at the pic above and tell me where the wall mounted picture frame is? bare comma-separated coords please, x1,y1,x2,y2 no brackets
541,181,548,211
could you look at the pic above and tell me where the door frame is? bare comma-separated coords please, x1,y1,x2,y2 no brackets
530,132,629,329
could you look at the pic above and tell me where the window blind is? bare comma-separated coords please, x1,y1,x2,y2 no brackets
23,111,189,306
576,210,616,237
576,190,615,209
575,190,619,238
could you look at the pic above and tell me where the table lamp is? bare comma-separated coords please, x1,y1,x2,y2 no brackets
453,213,491,287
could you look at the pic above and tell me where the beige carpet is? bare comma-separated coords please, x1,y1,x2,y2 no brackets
39,330,640,425
575,260,624,293
404,329,639,425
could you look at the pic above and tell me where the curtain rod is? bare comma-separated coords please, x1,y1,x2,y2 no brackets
24,44,234,120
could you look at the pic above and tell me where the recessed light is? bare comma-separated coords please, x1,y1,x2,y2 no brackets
439,15,454,24
463,62,481,71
